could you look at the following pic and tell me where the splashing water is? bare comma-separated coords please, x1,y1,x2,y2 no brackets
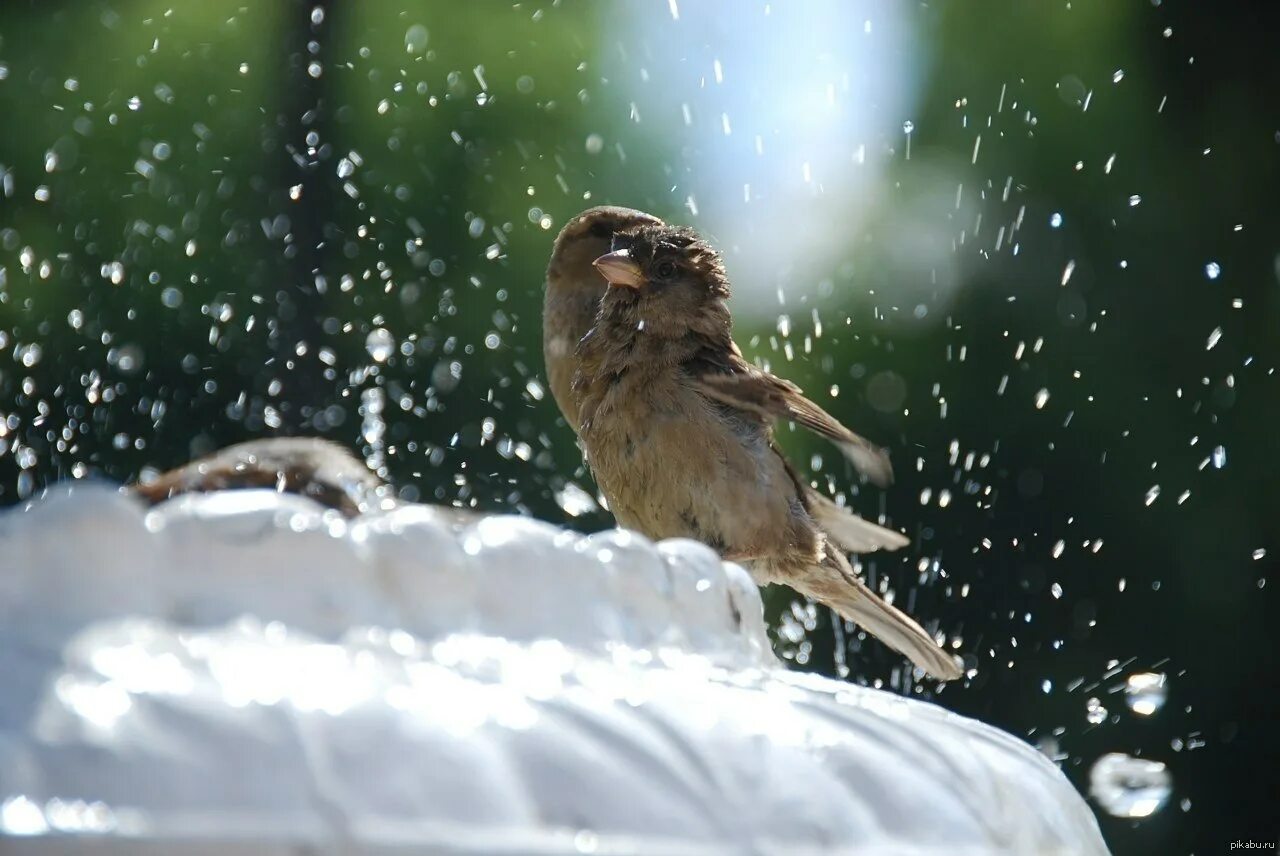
1124,672,1168,717
1089,754,1172,819
554,483,599,518
365,328,395,364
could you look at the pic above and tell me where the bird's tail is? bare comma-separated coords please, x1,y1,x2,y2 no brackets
792,551,963,681
807,490,910,553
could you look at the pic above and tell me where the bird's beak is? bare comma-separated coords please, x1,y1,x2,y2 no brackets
592,249,645,289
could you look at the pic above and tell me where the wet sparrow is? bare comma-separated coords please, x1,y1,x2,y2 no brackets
568,220,961,680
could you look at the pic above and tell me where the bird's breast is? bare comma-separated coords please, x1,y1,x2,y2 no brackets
579,373,799,554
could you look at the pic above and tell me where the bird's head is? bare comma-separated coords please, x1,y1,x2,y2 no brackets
592,224,731,328
546,206,663,296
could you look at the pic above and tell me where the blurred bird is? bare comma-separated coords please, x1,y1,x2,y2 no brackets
130,437,391,518
562,217,960,680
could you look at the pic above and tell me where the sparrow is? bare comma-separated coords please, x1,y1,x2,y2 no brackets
130,437,391,518
567,220,962,680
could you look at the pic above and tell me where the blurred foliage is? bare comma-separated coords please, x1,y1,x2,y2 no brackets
1,1,1277,852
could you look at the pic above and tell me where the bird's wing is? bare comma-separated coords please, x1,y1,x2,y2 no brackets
685,342,894,487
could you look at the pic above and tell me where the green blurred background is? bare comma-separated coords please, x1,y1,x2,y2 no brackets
1,1,1276,851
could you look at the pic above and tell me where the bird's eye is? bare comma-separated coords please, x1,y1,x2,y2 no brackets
655,260,677,279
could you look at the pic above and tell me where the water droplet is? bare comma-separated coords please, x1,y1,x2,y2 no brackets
361,387,385,447
365,328,395,363
555,483,599,518
404,24,429,54
1060,260,1075,285
431,359,462,393
17,344,43,368
1050,212,1063,228
110,344,144,375
1089,753,1171,818
1125,672,1167,716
